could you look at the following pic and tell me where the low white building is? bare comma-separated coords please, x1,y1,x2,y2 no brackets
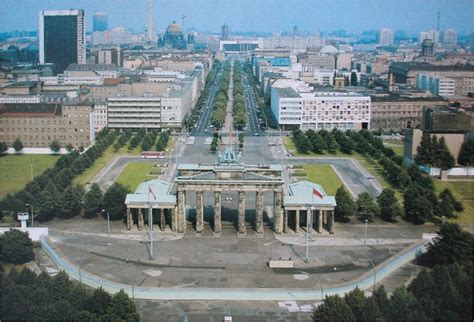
313,70,334,86
416,73,455,97
271,79,371,131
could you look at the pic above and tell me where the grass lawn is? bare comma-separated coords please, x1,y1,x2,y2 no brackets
73,145,116,186
115,162,160,191
303,164,344,195
0,154,59,199
284,137,395,193
434,180,474,225
383,139,404,157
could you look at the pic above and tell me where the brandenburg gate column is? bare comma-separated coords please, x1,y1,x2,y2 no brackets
177,190,186,233
317,210,323,233
238,191,246,235
255,190,264,234
214,191,222,233
295,209,300,233
274,190,283,234
196,191,204,233
126,208,132,230
138,208,145,230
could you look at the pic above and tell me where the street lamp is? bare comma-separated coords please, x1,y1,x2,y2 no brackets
364,219,368,245
102,209,110,237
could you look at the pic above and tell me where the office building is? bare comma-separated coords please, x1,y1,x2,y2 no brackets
97,48,123,67
270,79,370,131
377,28,394,46
442,29,457,46
416,73,455,97
389,62,474,95
0,102,94,148
93,12,108,32
221,24,229,40
39,10,86,73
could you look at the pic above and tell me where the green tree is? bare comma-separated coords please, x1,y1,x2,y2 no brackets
377,188,402,221
0,141,8,155
104,290,140,322
82,183,103,218
356,192,379,221
59,185,84,218
13,137,23,153
350,71,358,86
386,287,424,321
36,180,62,221
419,223,474,267
102,183,129,220
49,139,61,153
439,188,463,212
335,185,356,220
415,131,433,166
86,287,112,316
65,143,74,152
435,137,455,169
403,183,433,223
0,229,34,264
457,139,474,166
312,295,355,321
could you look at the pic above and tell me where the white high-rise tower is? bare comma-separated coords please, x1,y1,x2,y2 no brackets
147,0,155,42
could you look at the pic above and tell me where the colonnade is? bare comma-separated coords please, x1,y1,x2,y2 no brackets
283,208,334,234
176,188,284,234
126,207,177,231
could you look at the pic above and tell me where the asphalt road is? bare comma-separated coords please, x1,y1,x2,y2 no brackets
193,68,223,135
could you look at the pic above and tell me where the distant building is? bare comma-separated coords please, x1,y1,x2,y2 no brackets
93,102,107,133
221,24,229,40
313,70,334,86
416,73,455,97
270,79,370,131
97,48,123,67
389,62,474,95
421,39,434,57
93,12,108,32
377,28,394,46
39,10,86,73
158,21,187,50
297,50,336,72
0,102,94,148
370,94,447,130
442,29,457,46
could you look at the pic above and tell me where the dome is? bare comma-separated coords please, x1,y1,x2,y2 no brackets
320,45,339,54
166,21,182,34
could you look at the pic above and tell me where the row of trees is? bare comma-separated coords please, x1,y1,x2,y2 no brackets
0,129,117,221
415,131,455,169
293,129,464,223
312,223,473,321
458,138,474,166
243,61,278,129
335,186,401,222
155,131,171,151
186,60,221,130
113,129,133,151
232,61,248,130
211,61,231,128
2,269,140,321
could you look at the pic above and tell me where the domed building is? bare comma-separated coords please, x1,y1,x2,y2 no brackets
158,21,187,50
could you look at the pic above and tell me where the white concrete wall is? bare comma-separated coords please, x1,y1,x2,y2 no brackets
0,227,49,241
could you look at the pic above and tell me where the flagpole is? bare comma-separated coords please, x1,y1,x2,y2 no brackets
148,186,154,260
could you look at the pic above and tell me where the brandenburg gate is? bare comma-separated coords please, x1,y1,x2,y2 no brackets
125,146,336,235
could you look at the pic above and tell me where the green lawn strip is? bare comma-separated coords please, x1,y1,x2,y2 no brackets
303,164,344,196
434,180,474,225
0,154,59,199
73,145,116,186
115,162,159,191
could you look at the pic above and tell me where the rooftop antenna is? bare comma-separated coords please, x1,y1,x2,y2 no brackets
437,11,440,31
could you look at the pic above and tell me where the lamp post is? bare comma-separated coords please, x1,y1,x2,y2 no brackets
364,219,368,245
102,209,110,237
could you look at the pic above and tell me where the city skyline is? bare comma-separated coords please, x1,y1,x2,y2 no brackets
1,0,474,34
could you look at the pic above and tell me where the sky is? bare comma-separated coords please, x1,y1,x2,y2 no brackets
1,0,473,34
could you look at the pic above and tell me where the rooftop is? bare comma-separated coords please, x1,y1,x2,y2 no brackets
0,103,61,116
65,64,118,72
284,180,336,207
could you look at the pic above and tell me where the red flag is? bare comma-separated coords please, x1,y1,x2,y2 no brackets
149,186,157,200
312,188,324,199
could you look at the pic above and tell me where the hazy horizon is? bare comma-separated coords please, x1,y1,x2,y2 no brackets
1,0,473,34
